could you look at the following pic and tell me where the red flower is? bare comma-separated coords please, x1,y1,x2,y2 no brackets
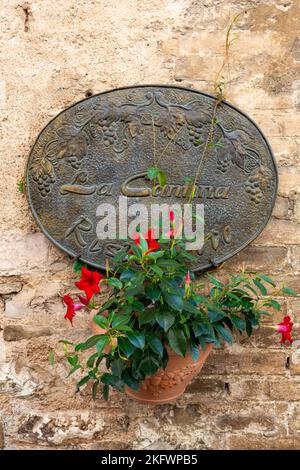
75,266,103,303
276,316,294,344
78,294,89,305
63,294,85,325
185,271,191,287
165,229,174,238
169,209,175,222
134,228,161,255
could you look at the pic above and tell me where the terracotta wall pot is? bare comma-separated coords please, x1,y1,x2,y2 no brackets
126,344,213,405
89,310,213,405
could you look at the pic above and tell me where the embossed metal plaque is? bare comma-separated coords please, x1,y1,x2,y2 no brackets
26,85,277,271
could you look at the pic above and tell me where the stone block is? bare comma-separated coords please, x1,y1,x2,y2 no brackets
0,233,51,276
203,349,289,375
0,283,23,295
255,219,300,245
273,196,289,219
228,434,300,450
278,167,300,197
4,280,63,319
224,245,289,273
3,325,52,342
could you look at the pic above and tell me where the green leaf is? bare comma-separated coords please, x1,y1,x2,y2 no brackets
145,284,161,302
148,337,164,357
229,315,246,332
157,259,181,270
86,352,99,368
138,309,156,326
145,251,165,261
150,265,164,276
208,309,225,322
98,298,117,313
253,279,268,296
158,170,167,187
118,305,133,316
263,299,281,311
92,314,109,329
214,324,233,344
245,318,253,337
67,355,79,367
111,359,124,378
49,350,54,365
58,339,74,346
118,337,135,357
194,294,209,304
120,269,135,281
163,291,183,312
130,244,143,259
92,381,99,400
112,249,128,263
112,313,131,329
189,338,200,362
130,272,146,286
177,250,196,261
258,274,276,287
147,166,160,180
102,384,109,400
192,321,212,338
96,335,110,354
207,274,223,288
259,310,272,316
101,373,124,392
67,365,82,377
73,258,85,274
17,179,24,193
126,331,145,349
131,300,145,312
140,353,160,376
167,328,187,357
77,375,90,389
155,310,175,332
125,285,145,297
226,292,241,302
182,301,201,316
160,279,181,295
243,283,258,297
107,278,123,290
139,234,148,254
77,335,106,351
198,335,208,352
88,368,97,379
122,369,139,391
282,287,298,296
131,350,144,380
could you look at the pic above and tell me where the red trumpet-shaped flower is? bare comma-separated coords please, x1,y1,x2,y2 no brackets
276,316,294,344
185,271,191,287
63,294,85,325
169,209,175,222
134,228,161,255
75,266,103,303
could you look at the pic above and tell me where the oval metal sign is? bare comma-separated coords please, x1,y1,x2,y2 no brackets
26,85,277,271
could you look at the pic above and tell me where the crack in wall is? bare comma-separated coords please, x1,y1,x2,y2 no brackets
17,3,32,32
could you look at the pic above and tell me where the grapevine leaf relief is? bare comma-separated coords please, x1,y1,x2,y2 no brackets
31,90,266,205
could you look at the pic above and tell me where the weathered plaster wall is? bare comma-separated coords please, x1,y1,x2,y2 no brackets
0,0,300,450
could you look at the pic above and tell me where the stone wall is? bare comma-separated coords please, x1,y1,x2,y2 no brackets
0,0,300,450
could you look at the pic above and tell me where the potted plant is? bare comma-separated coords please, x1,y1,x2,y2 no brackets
51,212,296,404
